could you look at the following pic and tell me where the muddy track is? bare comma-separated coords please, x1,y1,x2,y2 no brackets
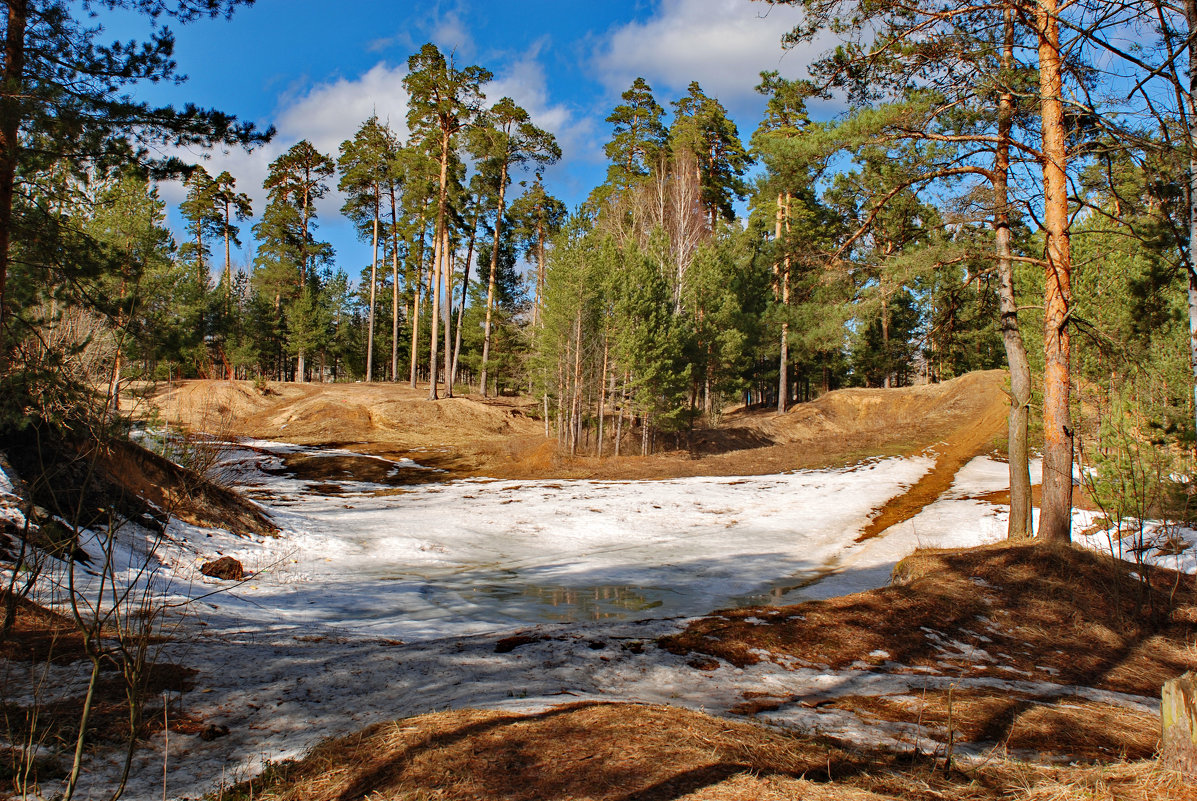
857,386,1009,541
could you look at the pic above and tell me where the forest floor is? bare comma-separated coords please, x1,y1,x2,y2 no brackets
3,370,1190,800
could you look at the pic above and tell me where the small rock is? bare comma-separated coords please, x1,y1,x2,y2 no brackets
495,633,541,653
200,556,245,581
199,724,230,741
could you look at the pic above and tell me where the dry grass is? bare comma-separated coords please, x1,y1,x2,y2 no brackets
211,702,1197,801
658,543,1197,765
661,543,1197,692
0,591,88,664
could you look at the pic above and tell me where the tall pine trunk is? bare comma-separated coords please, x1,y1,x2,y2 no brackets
451,208,479,390
366,208,379,382
429,137,450,401
409,212,429,388
428,220,442,400
777,192,791,412
0,0,26,365
597,334,609,457
443,228,453,397
1186,0,1197,447
390,185,402,382
1035,0,1074,542
480,161,510,397
997,5,1033,539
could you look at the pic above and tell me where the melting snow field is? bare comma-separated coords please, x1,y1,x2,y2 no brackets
5,442,1185,800
172,442,949,640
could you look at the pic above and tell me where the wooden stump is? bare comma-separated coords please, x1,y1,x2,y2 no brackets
1162,672,1197,776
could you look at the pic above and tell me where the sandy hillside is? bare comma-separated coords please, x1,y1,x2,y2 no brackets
140,370,1011,482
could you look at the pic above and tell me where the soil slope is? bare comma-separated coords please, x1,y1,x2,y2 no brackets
141,370,1010,482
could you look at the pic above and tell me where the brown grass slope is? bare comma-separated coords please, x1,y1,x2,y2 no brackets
212,701,1196,801
664,543,1197,762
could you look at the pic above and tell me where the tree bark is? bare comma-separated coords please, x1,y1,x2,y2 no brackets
1187,0,1197,449
0,0,26,362
777,193,791,412
597,334,609,457
409,208,429,388
366,207,379,382
389,184,402,382
429,135,450,401
480,161,510,397
443,227,454,397
451,204,480,389
1161,672,1197,777
428,218,442,400
996,4,1033,539
1035,0,1074,542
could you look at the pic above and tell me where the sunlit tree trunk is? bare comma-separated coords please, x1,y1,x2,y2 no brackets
996,5,1033,539
366,212,379,382
1035,0,1073,542
480,160,510,397
597,334,609,456
443,228,454,397
452,204,479,389
409,208,430,388
777,192,791,411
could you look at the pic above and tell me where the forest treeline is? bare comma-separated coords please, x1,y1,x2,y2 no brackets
1,0,1196,544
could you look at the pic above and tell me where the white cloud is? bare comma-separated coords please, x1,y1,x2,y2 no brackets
486,50,599,173
162,62,413,256
161,48,593,264
592,0,817,111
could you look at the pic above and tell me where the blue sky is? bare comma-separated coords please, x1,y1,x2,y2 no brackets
117,0,831,276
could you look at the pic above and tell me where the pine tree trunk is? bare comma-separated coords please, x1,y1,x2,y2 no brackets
451,207,479,390
428,224,442,400
597,335,609,457
0,0,27,362
615,373,628,457
1036,0,1074,542
997,4,1033,539
366,210,379,382
390,187,402,382
480,161,510,398
569,312,583,456
778,192,791,412
409,215,428,388
1187,0,1197,450
443,228,454,397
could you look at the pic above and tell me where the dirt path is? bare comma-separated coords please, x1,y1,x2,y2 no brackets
857,385,1009,541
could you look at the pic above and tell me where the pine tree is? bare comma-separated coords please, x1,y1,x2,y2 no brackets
178,165,223,289
254,140,334,382
509,173,567,331
0,0,270,377
404,42,491,400
602,77,668,196
669,82,750,227
211,170,252,302
472,97,560,397
339,116,399,382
